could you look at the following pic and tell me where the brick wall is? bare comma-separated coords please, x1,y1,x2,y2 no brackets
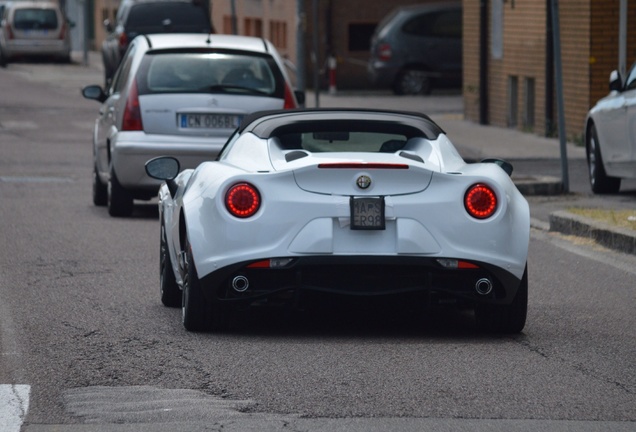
326,0,443,89
465,0,636,142
589,0,636,105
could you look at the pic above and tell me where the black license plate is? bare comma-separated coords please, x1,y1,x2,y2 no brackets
350,197,385,230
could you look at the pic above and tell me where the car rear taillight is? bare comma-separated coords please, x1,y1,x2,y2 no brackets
464,183,498,219
283,84,298,109
58,22,67,40
122,79,143,131
378,43,392,61
225,183,261,218
8,24,15,40
118,33,128,49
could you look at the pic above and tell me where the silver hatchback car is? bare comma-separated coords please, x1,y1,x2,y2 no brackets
0,0,71,65
82,33,304,217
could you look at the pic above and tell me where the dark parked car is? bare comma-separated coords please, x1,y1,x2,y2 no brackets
368,2,462,95
101,0,213,86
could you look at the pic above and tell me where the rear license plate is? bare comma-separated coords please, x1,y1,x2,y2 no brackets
350,197,385,230
179,114,241,129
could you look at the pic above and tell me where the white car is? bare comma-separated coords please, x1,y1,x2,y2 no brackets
145,109,530,334
82,33,303,217
584,64,636,193
0,0,71,65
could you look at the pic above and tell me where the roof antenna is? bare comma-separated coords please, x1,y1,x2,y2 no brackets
206,32,212,45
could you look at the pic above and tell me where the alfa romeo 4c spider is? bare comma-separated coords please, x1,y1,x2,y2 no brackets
145,109,530,333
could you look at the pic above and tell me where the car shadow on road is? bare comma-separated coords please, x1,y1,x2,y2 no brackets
222,294,501,341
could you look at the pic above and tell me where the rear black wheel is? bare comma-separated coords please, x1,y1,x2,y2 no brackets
393,68,431,95
587,124,621,194
182,239,228,332
475,265,528,334
92,165,107,206
107,168,134,217
160,222,181,307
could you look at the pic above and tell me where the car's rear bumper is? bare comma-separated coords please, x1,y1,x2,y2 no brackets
110,134,226,193
199,255,524,307
367,60,399,86
4,40,70,58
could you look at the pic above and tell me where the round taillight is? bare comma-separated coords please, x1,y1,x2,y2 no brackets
225,183,261,218
464,183,498,219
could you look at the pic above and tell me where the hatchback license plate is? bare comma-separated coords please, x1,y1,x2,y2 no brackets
350,197,385,230
179,114,241,129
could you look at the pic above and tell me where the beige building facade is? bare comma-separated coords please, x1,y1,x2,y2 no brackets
89,0,634,141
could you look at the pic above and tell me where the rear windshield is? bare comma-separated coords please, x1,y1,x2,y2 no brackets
273,121,423,153
13,9,58,30
137,51,284,98
126,3,211,33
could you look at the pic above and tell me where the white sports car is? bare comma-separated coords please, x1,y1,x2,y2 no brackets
145,109,530,333
584,64,636,193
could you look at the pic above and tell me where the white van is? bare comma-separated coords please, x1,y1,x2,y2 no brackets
0,1,71,65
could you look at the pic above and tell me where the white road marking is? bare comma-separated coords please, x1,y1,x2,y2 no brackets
0,121,38,130
0,385,30,432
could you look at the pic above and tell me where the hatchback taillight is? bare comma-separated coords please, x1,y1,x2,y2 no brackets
121,79,143,131
378,43,392,62
464,183,498,219
283,84,298,109
118,33,128,50
8,24,15,40
225,183,261,218
58,22,67,40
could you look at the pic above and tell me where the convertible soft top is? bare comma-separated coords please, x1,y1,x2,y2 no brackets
237,108,446,140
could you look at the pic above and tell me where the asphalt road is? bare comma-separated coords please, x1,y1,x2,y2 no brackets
0,57,635,432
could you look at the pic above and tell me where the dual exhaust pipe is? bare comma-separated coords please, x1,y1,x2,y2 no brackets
232,275,249,292
474,278,493,296
234,274,492,296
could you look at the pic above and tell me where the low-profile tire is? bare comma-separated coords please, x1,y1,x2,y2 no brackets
393,68,431,95
587,124,621,194
92,165,107,206
160,222,181,308
107,168,134,217
475,265,528,334
182,239,228,332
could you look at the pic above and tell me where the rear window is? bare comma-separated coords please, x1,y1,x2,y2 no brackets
13,8,58,30
138,51,283,98
126,3,211,32
402,9,461,38
273,121,423,153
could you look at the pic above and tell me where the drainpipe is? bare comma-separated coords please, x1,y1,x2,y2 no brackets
545,0,554,137
479,0,489,125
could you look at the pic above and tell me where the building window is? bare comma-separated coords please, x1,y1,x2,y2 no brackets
270,21,287,49
507,75,518,128
523,77,535,129
244,17,263,37
348,23,376,51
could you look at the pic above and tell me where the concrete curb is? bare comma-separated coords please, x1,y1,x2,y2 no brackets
513,176,563,196
549,210,636,255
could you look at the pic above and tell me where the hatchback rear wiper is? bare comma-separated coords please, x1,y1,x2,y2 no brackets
201,85,269,96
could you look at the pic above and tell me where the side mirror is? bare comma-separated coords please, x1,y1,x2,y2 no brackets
145,156,180,197
609,70,622,92
481,158,513,177
103,19,113,33
81,85,107,103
